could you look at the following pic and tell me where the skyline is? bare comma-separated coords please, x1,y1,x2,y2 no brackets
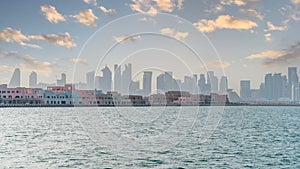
0,0,300,91
3,64,299,101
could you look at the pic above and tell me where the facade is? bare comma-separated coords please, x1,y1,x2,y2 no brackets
219,76,228,94
0,84,44,105
86,71,95,89
149,94,167,105
114,64,122,92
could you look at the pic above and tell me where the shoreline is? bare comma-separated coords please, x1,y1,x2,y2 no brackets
0,103,300,108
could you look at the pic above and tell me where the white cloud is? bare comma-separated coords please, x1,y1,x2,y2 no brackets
73,9,98,27
266,21,287,31
99,6,116,15
29,32,76,49
0,28,41,48
221,0,246,6
0,65,14,72
204,60,232,69
130,0,181,15
291,0,300,4
83,0,97,6
246,50,285,59
264,33,272,42
41,5,66,23
194,15,257,32
160,28,189,40
68,58,89,65
113,35,141,43
240,8,264,20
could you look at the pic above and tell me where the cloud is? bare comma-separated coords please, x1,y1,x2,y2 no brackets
177,0,184,10
0,65,14,72
0,51,57,75
193,15,257,32
262,43,300,66
291,0,300,4
113,35,141,43
0,27,41,48
204,60,231,69
130,0,182,15
83,0,97,6
264,33,272,42
73,9,98,27
266,21,287,31
68,58,89,65
139,17,157,25
154,0,174,12
246,50,285,59
29,32,76,49
160,28,188,40
240,8,264,20
99,6,116,15
41,5,66,23
221,0,246,6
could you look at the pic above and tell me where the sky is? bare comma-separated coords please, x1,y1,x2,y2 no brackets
0,0,300,92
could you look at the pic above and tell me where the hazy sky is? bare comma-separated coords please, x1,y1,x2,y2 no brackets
0,0,299,92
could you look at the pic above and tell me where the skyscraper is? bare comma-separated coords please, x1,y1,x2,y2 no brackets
86,71,95,89
29,71,37,88
207,71,218,93
9,68,20,88
122,63,132,94
101,66,112,92
265,73,273,100
240,80,251,99
272,73,285,100
198,74,206,94
57,73,66,86
143,71,152,96
288,67,299,99
157,73,165,93
114,64,122,92
219,76,228,94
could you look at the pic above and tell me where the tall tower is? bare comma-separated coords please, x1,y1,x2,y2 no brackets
101,66,112,93
86,71,95,89
122,63,132,94
29,71,37,88
219,76,228,94
143,71,152,96
9,68,21,88
114,64,122,92
240,80,251,99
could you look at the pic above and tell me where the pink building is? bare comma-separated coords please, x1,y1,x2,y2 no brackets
0,84,44,105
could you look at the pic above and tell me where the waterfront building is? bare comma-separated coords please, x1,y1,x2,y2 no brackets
86,71,95,89
219,76,228,94
57,73,66,86
114,64,122,92
149,94,167,105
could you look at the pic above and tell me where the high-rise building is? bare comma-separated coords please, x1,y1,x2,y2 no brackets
121,63,132,94
57,73,66,86
198,74,206,94
29,71,37,88
288,67,299,99
129,80,140,95
240,80,251,99
264,73,273,100
86,71,95,89
207,71,218,93
9,68,21,88
165,72,173,91
114,64,122,92
272,73,285,100
219,76,228,94
156,73,165,93
101,66,112,92
143,71,152,96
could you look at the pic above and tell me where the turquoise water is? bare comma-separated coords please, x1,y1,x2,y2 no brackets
0,106,299,168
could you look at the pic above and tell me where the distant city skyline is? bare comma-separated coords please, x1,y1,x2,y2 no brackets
0,1,300,93
3,64,300,101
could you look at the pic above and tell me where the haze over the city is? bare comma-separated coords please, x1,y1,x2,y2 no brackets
0,0,300,92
